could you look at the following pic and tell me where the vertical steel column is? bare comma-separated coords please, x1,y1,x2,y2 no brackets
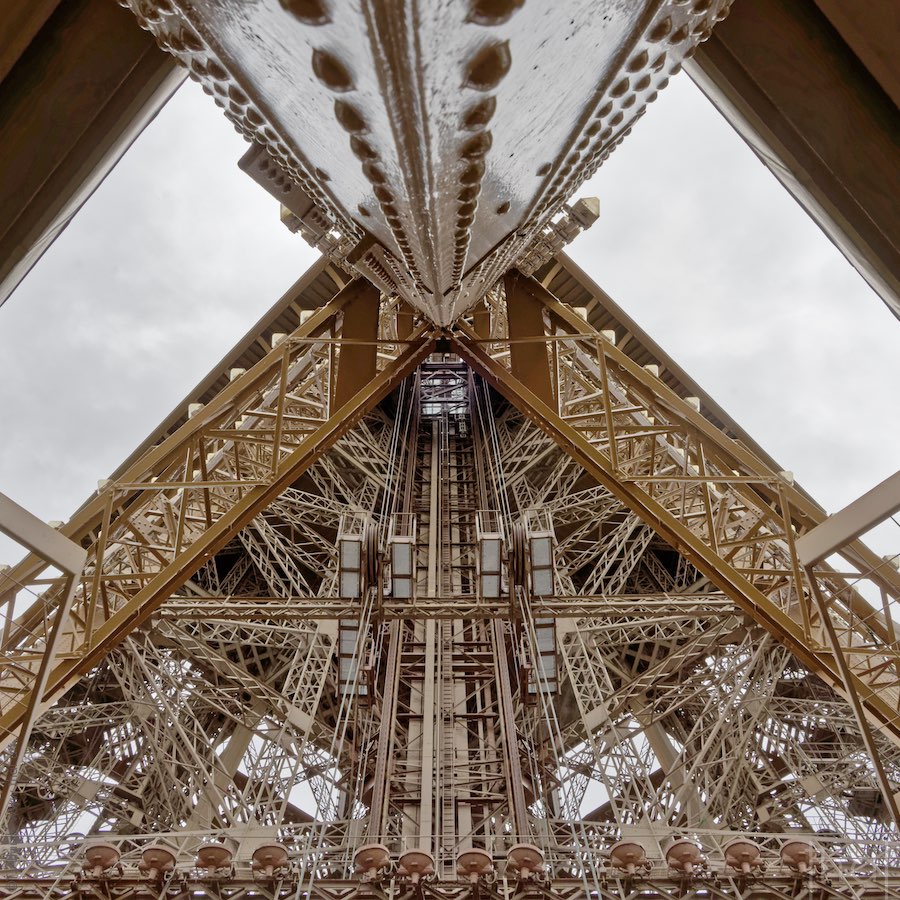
492,619,529,838
367,621,402,841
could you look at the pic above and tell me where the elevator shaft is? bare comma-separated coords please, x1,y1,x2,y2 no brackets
360,358,537,876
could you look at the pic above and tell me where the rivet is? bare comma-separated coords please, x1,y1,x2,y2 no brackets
362,161,386,184
228,85,248,105
464,41,512,91
467,0,524,26
350,136,377,160
461,96,497,130
627,50,649,73
460,161,486,185
206,60,227,80
334,100,368,133
279,0,331,24
496,201,510,214
461,131,493,160
536,162,551,176
315,167,331,181
312,48,354,91
648,17,672,42
181,30,203,53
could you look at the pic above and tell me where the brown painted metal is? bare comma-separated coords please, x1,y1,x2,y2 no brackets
0,0,181,308
689,0,900,319
0,296,434,747
504,270,555,411
452,274,900,744
333,280,381,410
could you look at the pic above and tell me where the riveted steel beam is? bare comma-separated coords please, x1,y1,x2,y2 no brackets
118,0,731,325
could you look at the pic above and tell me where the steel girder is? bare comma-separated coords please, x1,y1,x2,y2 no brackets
458,284,900,840
117,0,731,325
1,265,898,886
0,280,434,754
453,277,900,758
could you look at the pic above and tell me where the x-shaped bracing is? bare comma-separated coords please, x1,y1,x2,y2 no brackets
2,269,899,825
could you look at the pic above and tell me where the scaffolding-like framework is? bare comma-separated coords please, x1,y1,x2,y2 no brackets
0,1,898,897
0,273,897,899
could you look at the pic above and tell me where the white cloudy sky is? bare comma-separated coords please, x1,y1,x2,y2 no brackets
0,71,898,567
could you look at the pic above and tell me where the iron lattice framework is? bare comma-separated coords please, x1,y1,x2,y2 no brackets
0,276,898,900
1,0,899,898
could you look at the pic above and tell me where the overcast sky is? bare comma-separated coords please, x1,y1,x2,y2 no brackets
0,71,897,568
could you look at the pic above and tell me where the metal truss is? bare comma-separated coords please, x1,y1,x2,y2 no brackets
455,278,900,749
0,281,432,751
0,271,897,899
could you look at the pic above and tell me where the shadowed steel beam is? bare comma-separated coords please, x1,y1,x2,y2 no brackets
0,0,181,308
688,0,900,319
504,270,555,411
796,470,900,566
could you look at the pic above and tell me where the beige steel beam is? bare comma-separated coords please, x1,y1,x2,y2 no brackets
452,275,900,745
156,592,734,621
0,493,86,577
0,287,356,621
0,287,434,751
0,492,87,822
796,470,900,566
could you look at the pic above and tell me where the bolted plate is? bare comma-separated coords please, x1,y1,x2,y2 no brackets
124,0,731,324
